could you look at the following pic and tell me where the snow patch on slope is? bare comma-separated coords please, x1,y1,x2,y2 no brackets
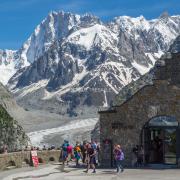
0,62,17,85
0,50,18,85
28,118,98,147
67,24,118,51
103,90,108,107
132,61,150,75
101,72,118,94
43,63,88,100
13,80,49,99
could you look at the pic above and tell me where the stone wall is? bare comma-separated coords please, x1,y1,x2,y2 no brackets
100,80,180,167
0,150,61,171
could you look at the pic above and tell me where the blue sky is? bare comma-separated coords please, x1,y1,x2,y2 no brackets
0,0,179,50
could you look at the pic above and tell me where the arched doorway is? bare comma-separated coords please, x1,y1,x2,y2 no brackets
142,116,179,165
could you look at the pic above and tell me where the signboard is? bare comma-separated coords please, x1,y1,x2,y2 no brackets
31,150,39,167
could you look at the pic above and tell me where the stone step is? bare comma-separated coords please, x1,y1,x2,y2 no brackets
5,166,16,170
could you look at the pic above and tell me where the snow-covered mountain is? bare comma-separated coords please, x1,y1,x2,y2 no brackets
0,50,26,85
0,12,100,85
4,11,180,117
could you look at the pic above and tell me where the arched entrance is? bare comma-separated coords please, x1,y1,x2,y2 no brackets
142,116,180,165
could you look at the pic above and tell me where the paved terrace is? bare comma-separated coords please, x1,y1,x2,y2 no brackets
0,164,180,180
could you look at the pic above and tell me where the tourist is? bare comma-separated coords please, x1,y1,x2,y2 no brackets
114,145,124,173
113,144,117,167
137,145,144,167
42,144,46,150
132,145,138,167
91,140,97,150
91,140,99,165
61,140,69,165
51,145,55,150
74,142,82,167
81,141,88,164
67,143,73,165
84,143,96,173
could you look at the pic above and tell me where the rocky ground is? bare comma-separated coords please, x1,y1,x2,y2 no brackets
0,163,180,180
0,81,99,148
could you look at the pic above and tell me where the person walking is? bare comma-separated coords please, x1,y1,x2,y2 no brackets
114,145,124,173
67,143,73,165
61,140,69,165
74,142,82,167
81,141,88,164
85,143,96,173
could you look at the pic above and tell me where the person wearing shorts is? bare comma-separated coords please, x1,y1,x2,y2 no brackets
85,143,96,173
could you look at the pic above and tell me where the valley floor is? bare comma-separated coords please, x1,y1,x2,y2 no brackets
0,164,180,180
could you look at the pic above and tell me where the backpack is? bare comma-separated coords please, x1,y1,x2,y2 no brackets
62,143,68,151
74,146,81,152
115,149,125,160
91,143,97,150
120,151,125,160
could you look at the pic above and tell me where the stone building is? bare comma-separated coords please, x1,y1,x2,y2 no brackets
99,51,180,167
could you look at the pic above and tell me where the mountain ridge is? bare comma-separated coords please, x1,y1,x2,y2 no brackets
1,12,180,85
1,11,180,117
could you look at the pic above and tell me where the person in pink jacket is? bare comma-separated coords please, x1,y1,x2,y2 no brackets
67,144,73,165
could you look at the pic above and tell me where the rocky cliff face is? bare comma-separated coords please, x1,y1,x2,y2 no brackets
169,35,180,53
115,35,180,106
0,83,28,152
3,12,180,117
0,105,28,152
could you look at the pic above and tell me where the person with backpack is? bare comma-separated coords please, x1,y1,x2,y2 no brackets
74,142,82,167
113,144,124,173
91,140,97,150
61,140,69,165
84,143,96,173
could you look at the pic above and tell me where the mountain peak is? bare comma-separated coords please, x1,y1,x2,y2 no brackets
159,11,170,19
